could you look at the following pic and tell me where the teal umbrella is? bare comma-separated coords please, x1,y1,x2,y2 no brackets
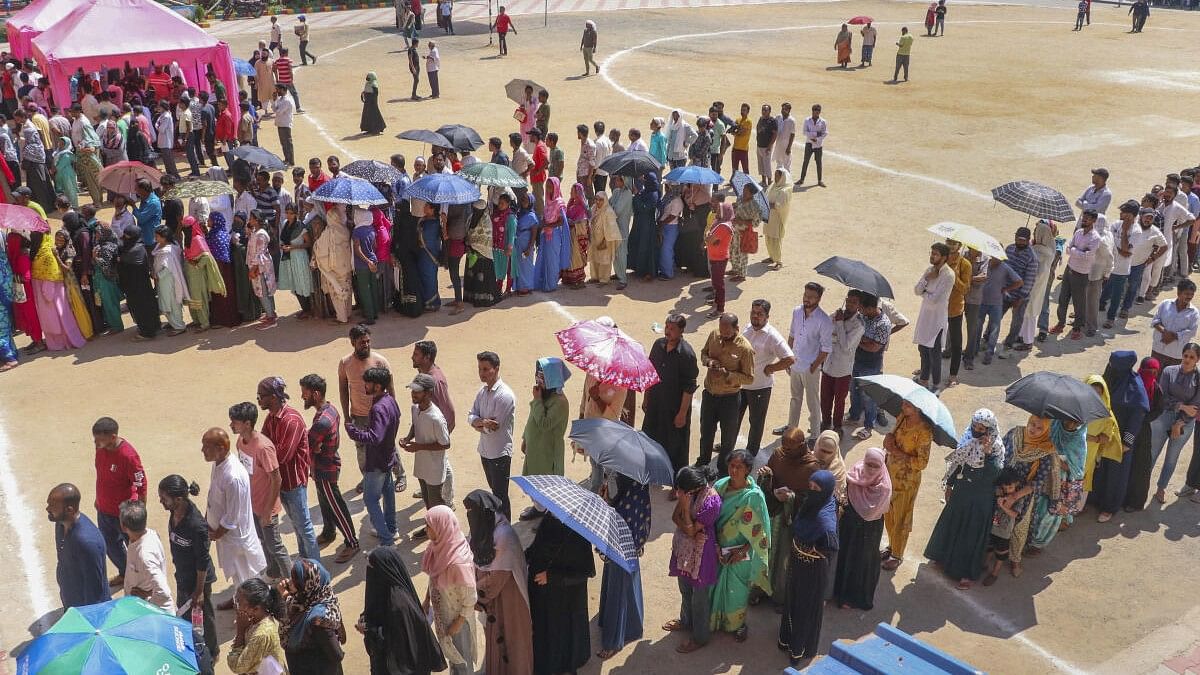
18,597,200,674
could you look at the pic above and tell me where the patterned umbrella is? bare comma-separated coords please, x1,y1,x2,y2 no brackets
457,162,527,188
511,475,638,572
99,161,161,194
436,124,485,152
991,180,1075,222
854,374,958,447
405,173,481,205
555,319,660,391
163,180,235,201
730,171,770,221
0,203,50,233
227,145,286,170
927,222,1007,260
663,165,724,185
569,418,675,486
342,159,405,185
597,150,660,177
311,175,388,206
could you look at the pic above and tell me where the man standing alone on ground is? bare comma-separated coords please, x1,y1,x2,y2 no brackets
739,299,794,456
893,27,913,83
48,483,112,609
797,104,827,188
92,416,147,588
257,376,319,560
860,21,877,66
469,351,517,518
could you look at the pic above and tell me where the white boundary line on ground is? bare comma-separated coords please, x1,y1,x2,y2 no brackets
0,418,53,622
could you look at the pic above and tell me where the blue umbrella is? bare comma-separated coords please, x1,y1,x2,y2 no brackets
854,374,957,447
311,175,388,206
663,165,724,185
730,171,771,221
232,58,255,77
405,173,481,205
569,418,674,486
511,475,638,572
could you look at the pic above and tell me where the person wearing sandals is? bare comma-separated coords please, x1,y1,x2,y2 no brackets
981,468,1026,587
880,400,931,571
922,409,1004,591
709,450,770,644
778,469,837,667
664,465,721,654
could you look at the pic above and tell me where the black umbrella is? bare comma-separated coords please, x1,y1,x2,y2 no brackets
435,124,485,152
1004,371,1109,424
227,145,286,170
598,150,660,177
991,180,1075,222
397,128,453,148
342,159,405,184
814,256,894,299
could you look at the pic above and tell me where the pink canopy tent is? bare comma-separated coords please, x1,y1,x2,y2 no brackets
29,0,236,111
5,0,98,61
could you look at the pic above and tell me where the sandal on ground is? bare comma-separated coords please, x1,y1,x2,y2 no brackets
596,649,619,660
881,557,901,571
733,626,749,643
449,304,465,316
955,579,972,591
662,619,685,632
853,428,872,441
0,361,18,372
982,573,998,587
1097,512,1113,523
676,640,704,654
1010,562,1023,578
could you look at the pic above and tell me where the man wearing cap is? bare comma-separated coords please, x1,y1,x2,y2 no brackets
1000,226,1039,352
1102,200,1167,327
1050,209,1102,340
400,373,451,541
1077,168,1112,217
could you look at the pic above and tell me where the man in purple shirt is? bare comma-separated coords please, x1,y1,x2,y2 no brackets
345,366,401,546
1050,209,1101,341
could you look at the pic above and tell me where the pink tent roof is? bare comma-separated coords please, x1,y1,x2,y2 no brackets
4,0,97,60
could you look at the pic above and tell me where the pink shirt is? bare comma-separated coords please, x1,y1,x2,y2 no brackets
238,431,282,520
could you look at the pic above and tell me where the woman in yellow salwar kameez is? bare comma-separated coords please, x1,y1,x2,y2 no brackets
880,401,931,571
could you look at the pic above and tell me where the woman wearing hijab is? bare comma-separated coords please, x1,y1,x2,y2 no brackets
924,409,1004,589
360,73,386,135
710,449,771,643
371,203,394,314
180,214,227,332
6,233,44,353
203,210,242,327
151,225,189,336
648,117,668,167
665,465,721,654
465,490,533,675
277,204,314,319
91,222,124,334
281,559,346,674
628,172,660,282
1093,352,1150,521
513,191,539,295
117,225,159,340
30,230,87,350
534,178,568,292
526,513,595,675
597,472,650,660
754,428,819,607
1083,375,1119,506
389,195,426,318
521,357,571,477
51,136,78,209
763,168,791,270
779,469,838,667
814,430,848,501
1032,418,1087,546
359,547,447,675
561,182,589,288
609,175,633,289
491,192,517,296
832,447,891,609
1003,415,1056,576
588,191,621,285
834,23,853,68
421,505,478,675
0,240,18,370
881,400,932,571
1125,357,1161,511
462,198,500,307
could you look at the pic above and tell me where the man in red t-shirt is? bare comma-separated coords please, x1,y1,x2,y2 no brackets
146,66,171,105
493,6,516,56
92,417,147,586
527,127,549,213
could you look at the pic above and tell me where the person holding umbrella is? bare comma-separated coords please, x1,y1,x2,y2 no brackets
880,400,932,571
860,21,877,67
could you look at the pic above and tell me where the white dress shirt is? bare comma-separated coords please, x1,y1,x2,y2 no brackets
803,116,828,149
823,311,866,378
788,305,832,373
1151,299,1200,360
593,135,613,177
742,323,794,390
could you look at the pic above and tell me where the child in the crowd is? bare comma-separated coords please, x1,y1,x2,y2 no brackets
984,467,1031,584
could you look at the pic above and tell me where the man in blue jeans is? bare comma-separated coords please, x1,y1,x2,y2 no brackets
974,257,1022,365
257,376,320,560
848,294,891,440
1102,201,1168,327
346,366,402,546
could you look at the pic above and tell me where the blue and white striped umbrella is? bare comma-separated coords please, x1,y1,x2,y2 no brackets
511,475,638,572
311,175,388,206
405,173,481,205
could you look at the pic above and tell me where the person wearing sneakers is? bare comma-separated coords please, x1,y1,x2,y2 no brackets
1050,209,1101,341
299,374,360,564
339,323,407,494
400,373,451,541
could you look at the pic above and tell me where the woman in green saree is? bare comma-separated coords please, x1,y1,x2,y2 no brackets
709,449,771,642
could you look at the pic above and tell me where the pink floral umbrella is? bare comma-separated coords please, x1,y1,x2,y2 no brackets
0,203,49,233
555,320,660,392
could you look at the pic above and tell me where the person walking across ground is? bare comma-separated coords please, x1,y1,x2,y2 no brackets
273,48,302,112
796,104,827,187
296,16,317,65
581,20,599,76
935,0,947,35
892,27,913,83
494,6,515,56
1074,0,1088,30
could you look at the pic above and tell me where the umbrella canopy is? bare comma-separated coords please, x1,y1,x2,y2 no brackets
0,203,50,233
228,145,286,170
814,256,895,298
342,159,405,185
663,165,724,185
436,124,485,152
18,597,200,675
404,173,481,205
848,15,874,24
569,418,675,486
598,150,661,178
511,475,638,573
99,160,161,195
854,374,958,447
505,78,547,104
555,319,660,392
1005,371,1110,424
927,222,1007,260
397,128,453,149
163,180,235,201
991,180,1075,222
311,175,389,206
232,57,255,76
457,162,527,188
730,171,770,220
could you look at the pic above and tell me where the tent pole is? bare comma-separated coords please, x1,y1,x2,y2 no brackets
488,0,493,45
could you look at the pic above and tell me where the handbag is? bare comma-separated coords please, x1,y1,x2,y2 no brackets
11,280,26,304
740,223,758,254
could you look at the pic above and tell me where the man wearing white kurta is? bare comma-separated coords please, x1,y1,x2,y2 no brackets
913,243,956,390
772,103,796,173
1020,218,1057,345
202,427,266,591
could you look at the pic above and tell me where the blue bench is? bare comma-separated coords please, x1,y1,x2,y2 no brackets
788,623,984,674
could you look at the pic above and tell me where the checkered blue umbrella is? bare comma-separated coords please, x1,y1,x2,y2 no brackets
511,475,638,572
405,174,482,205
311,176,388,206
990,180,1075,222
730,171,770,220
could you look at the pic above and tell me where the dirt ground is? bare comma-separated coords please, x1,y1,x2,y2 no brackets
5,2,1200,673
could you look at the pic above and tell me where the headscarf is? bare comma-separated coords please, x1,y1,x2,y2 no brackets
1102,351,1150,448
282,558,343,650
612,473,652,555
813,430,847,497
1086,374,1124,464
536,356,571,391
119,226,146,266
1139,357,1160,404
464,489,529,606
791,470,839,550
565,182,588,222
421,505,477,591
363,71,378,95
205,211,231,263
1051,419,1088,480
942,408,1002,487
542,176,566,224
846,448,891,521
635,171,660,210
363,547,448,674
766,428,820,492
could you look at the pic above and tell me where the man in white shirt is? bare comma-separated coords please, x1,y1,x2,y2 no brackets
821,289,866,433
1103,200,1167,327
772,102,796,173
1150,279,1199,366
271,83,295,166
796,104,827,187
402,373,451,540
860,22,878,66
468,351,516,518
1084,213,1114,336
627,128,648,153
775,282,832,440
1076,167,1112,217
592,120,612,195
1051,210,1102,341
739,299,794,456
119,499,175,613
154,100,176,177
201,427,266,610
1159,184,1195,282
914,243,956,390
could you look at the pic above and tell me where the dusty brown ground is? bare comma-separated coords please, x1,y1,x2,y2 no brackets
4,2,1200,673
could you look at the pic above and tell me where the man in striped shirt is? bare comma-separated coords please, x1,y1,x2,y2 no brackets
272,47,303,113
257,376,319,560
